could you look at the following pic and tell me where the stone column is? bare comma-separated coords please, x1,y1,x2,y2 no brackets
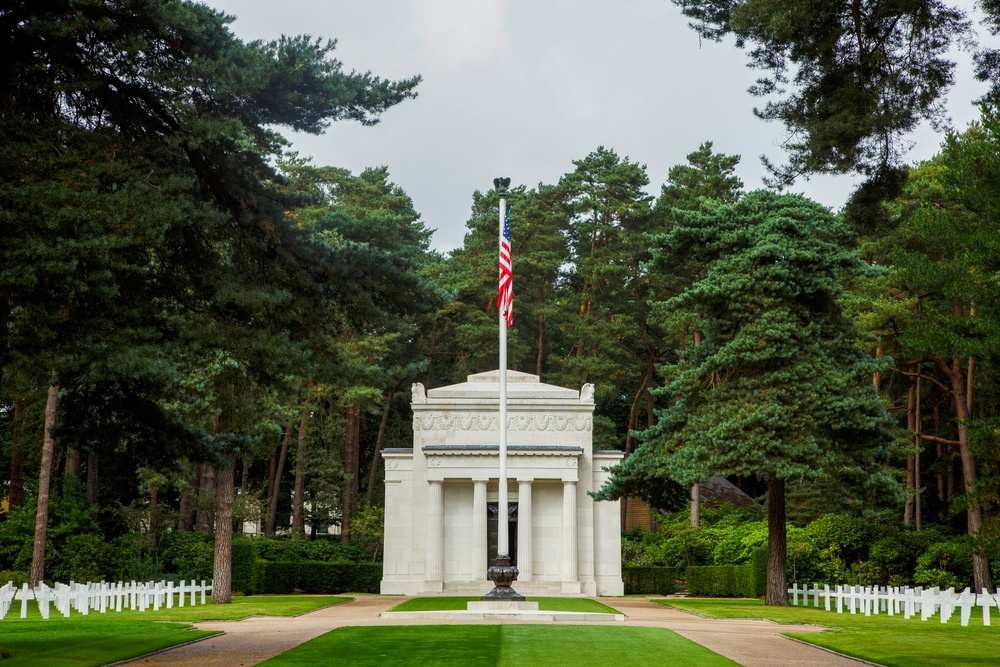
426,479,444,585
562,480,578,583
472,478,488,580
517,479,533,581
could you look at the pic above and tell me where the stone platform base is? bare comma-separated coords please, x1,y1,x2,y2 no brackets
379,609,625,622
467,601,539,612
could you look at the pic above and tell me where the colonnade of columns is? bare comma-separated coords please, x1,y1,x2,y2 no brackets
423,477,578,584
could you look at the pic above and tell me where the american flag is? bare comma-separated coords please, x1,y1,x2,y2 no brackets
497,205,513,327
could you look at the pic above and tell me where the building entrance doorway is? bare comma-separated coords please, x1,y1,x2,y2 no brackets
487,502,518,567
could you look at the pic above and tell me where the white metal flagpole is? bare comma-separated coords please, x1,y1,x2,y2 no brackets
483,176,520,600
497,186,509,560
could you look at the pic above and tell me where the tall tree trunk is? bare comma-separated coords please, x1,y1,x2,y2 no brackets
366,388,395,507
341,401,361,543
904,384,915,526
86,451,99,507
935,403,945,503
149,483,159,545
291,406,310,537
30,371,59,588
690,330,703,525
212,456,235,603
65,446,81,480
196,463,216,534
930,353,992,591
240,456,249,494
266,421,294,536
8,399,23,508
765,473,788,606
914,368,922,531
267,448,277,510
178,460,196,532
690,483,700,528
536,312,545,376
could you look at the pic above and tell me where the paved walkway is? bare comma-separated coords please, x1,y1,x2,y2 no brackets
118,596,874,667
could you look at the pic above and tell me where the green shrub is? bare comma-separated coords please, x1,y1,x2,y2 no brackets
622,567,679,595
710,521,767,565
160,531,214,581
805,514,872,564
256,561,381,594
107,533,166,582
0,571,28,587
231,537,259,594
50,534,109,583
915,539,974,589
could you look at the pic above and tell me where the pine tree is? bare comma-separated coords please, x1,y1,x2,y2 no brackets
626,191,893,604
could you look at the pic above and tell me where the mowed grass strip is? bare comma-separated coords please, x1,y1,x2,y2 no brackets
663,598,1000,667
259,625,738,666
0,618,216,667
5,594,349,623
389,596,620,614
0,595,349,665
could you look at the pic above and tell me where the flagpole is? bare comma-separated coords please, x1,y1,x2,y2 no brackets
497,189,509,561
482,176,522,601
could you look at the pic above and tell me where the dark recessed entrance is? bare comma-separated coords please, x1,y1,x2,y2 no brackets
487,502,518,568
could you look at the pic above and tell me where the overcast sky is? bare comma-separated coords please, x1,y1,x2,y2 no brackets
206,0,995,252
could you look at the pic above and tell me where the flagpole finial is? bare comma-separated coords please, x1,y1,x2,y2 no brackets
493,177,511,196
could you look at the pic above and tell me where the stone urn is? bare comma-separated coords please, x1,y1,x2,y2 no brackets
481,554,524,601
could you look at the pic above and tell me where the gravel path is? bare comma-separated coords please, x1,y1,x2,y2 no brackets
117,595,875,667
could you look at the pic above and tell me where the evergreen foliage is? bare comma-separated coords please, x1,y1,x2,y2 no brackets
673,0,972,184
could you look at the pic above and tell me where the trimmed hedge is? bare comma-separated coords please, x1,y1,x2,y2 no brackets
231,537,260,594
685,547,768,598
750,546,767,597
686,565,751,597
256,561,381,594
622,567,679,595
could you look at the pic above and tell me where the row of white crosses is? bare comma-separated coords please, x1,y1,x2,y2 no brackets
0,579,213,620
788,582,1000,627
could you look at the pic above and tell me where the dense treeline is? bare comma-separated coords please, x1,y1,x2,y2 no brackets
2,0,999,606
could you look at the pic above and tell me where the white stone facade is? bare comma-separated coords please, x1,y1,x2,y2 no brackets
381,370,624,596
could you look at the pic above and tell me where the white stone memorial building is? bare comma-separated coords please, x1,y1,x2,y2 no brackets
380,370,624,596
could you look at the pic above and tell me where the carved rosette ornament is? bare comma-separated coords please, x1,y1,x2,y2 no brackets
481,554,523,601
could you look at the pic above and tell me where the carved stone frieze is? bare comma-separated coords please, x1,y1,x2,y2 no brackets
413,412,591,432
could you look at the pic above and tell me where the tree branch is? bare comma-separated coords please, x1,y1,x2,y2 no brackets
919,433,960,446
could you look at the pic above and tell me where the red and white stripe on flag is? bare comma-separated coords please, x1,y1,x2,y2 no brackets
497,206,513,326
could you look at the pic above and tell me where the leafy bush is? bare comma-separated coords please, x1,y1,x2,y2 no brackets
915,539,974,589
106,533,166,582
805,514,873,565
49,534,109,583
622,567,679,594
160,531,214,581
0,571,28,587
710,521,767,564
0,492,100,574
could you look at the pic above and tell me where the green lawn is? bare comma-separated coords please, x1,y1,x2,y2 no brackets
389,596,620,614
0,595,348,666
259,625,738,666
663,598,1000,667
5,593,349,622
0,618,216,667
